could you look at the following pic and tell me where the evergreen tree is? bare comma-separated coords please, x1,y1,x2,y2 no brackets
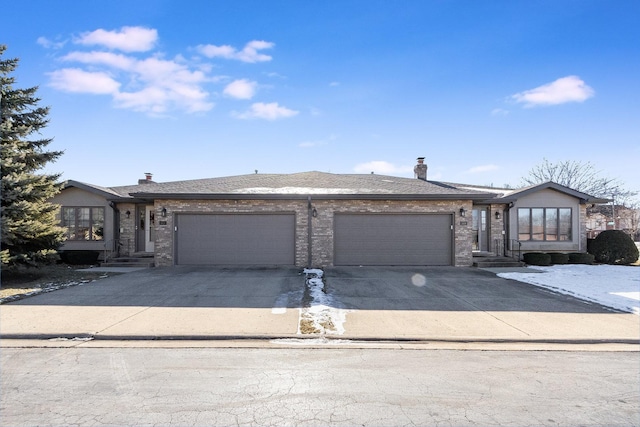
1,45,65,269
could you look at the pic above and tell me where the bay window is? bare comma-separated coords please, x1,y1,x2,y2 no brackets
518,208,572,241
61,207,104,241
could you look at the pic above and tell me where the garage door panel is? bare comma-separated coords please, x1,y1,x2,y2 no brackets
176,214,295,265
334,214,452,266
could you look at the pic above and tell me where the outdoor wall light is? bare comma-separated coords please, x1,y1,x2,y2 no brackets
459,207,466,217
161,207,167,217
125,210,131,219
495,211,501,220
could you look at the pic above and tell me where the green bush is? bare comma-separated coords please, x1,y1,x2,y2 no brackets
589,230,639,265
547,253,569,264
568,252,594,265
523,252,551,266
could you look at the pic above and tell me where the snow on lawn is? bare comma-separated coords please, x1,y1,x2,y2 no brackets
498,265,640,315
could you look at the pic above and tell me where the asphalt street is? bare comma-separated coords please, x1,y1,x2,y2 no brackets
2,347,638,427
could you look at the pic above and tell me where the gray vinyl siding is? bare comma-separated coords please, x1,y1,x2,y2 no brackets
334,213,453,266
507,189,582,252
50,187,115,253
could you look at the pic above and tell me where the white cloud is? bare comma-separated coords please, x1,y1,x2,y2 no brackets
465,164,499,174
37,36,66,49
197,44,235,58
62,51,135,70
117,57,212,114
114,85,213,115
234,102,298,120
309,107,323,116
329,81,340,87
223,79,257,99
353,161,413,175
265,72,286,79
45,29,278,116
511,76,594,107
48,68,120,94
75,26,158,52
491,108,509,116
196,40,274,63
114,87,168,113
56,48,213,115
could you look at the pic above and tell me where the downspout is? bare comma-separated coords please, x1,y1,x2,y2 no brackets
307,196,313,268
505,202,518,260
108,202,120,259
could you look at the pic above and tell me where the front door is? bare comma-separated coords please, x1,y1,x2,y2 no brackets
135,205,155,253
472,208,488,252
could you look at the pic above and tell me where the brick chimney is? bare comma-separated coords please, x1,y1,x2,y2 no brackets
414,157,427,181
138,173,155,184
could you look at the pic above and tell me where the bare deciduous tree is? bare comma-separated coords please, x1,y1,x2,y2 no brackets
521,158,635,200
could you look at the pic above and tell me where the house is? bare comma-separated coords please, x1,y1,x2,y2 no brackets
585,203,640,240
51,158,608,267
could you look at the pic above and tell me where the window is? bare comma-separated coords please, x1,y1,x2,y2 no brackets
517,208,572,241
61,207,104,241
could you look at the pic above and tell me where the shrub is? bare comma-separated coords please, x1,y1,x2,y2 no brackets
523,252,551,266
589,230,639,265
547,253,569,265
568,252,594,265
58,250,100,265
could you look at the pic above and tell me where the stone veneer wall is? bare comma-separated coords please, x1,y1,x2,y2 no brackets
152,198,474,268
117,202,137,256
579,204,587,252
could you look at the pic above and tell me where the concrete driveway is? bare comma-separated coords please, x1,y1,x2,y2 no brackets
325,267,640,343
1,266,638,347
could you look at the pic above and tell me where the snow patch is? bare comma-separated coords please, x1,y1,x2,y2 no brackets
299,268,350,335
498,264,640,315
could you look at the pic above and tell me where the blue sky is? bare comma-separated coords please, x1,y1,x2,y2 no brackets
3,0,639,191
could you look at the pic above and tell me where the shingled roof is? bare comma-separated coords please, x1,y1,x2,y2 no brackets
108,171,498,200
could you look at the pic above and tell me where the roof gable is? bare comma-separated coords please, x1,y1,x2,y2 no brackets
63,180,123,199
496,181,609,204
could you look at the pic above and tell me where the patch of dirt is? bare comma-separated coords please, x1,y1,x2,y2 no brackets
1,264,117,303
299,318,321,334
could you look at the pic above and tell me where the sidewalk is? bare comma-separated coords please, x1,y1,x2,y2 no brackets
1,266,638,350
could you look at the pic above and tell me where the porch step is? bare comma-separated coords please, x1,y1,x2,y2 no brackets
128,252,154,258
472,256,524,268
101,254,154,268
100,261,155,268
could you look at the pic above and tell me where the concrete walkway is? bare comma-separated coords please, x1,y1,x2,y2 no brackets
1,266,638,350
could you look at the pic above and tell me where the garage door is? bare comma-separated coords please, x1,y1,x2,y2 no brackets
334,213,453,266
175,214,295,265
